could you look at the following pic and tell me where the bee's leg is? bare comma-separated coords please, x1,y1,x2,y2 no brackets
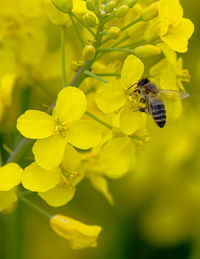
132,106,149,113
140,97,146,103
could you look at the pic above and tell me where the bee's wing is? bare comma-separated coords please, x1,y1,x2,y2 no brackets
158,89,190,100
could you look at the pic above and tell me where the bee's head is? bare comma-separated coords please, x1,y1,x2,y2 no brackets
138,78,149,87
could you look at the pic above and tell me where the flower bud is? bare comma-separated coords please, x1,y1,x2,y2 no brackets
115,5,129,18
141,2,158,21
124,0,136,8
105,1,115,13
107,26,120,39
51,0,73,13
134,45,161,58
82,45,96,60
86,0,96,11
44,0,68,26
50,215,102,249
83,13,97,27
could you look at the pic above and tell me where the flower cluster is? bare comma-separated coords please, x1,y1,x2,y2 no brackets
0,0,194,249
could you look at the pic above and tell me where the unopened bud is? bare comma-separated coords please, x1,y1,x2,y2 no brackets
105,1,115,13
141,2,158,21
107,26,120,39
83,13,97,27
86,0,96,11
124,0,136,8
115,5,129,18
82,45,96,60
44,0,68,25
51,0,73,13
134,45,161,58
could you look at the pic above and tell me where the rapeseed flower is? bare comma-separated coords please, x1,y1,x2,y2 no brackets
17,87,101,170
0,163,23,211
50,214,102,249
95,55,146,135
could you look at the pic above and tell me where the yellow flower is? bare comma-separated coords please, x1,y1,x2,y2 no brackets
95,55,146,135
158,0,194,53
17,87,101,170
0,163,23,211
50,214,102,249
22,143,83,207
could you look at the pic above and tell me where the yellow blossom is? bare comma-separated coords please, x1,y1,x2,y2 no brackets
50,214,102,249
17,87,101,170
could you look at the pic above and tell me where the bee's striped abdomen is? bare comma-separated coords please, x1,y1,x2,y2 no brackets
150,99,166,128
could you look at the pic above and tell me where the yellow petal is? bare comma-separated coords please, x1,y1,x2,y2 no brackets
159,0,183,25
161,18,194,53
54,87,87,123
22,162,62,192
50,214,102,249
120,102,144,135
17,110,56,139
65,120,101,150
89,174,114,205
0,190,17,212
33,134,67,170
95,80,125,113
61,143,81,172
38,182,75,207
100,137,135,179
121,55,144,89
157,43,177,66
0,163,22,191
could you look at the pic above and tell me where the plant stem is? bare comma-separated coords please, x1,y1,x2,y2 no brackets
96,73,120,77
85,111,112,129
71,12,95,37
84,70,109,83
119,39,145,48
98,47,134,53
18,193,51,219
6,138,34,164
61,25,67,88
69,12,84,47
121,17,141,31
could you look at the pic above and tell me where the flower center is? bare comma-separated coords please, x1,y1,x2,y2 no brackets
54,117,70,136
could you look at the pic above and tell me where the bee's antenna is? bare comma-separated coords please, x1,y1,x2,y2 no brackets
127,82,137,90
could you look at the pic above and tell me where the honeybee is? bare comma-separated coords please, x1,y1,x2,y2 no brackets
129,78,189,128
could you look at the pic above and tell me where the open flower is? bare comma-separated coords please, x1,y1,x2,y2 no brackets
17,87,101,170
95,55,146,135
0,163,23,211
50,214,102,249
158,0,194,53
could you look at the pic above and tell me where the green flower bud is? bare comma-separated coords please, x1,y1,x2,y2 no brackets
105,1,115,13
115,5,129,18
124,0,136,8
82,45,96,60
86,0,96,11
83,13,97,27
44,0,68,26
141,2,158,21
134,44,161,58
51,0,73,13
107,26,120,39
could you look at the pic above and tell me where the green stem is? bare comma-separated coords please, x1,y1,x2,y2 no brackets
86,111,112,129
121,17,141,31
6,138,34,164
119,39,145,48
71,12,95,37
61,25,67,88
84,70,109,83
18,193,51,219
69,12,84,47
96,73,120,77
98,47,134,53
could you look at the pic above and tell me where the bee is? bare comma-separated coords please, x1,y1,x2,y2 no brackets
129,78,189,128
